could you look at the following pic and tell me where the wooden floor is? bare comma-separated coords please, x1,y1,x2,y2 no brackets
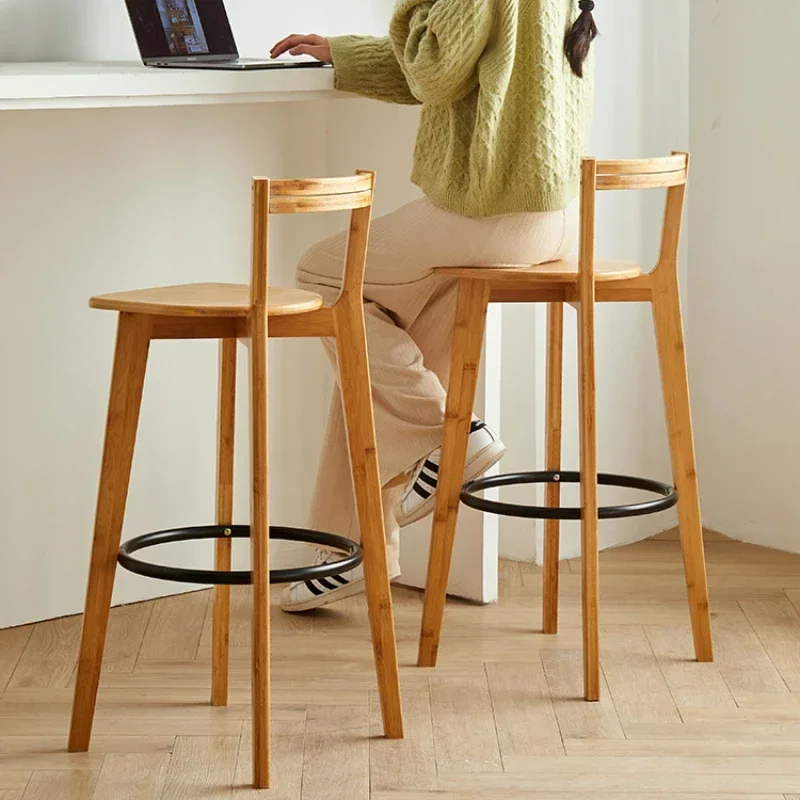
4,532,800,799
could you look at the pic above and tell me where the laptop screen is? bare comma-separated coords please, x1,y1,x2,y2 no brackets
126,0,238,60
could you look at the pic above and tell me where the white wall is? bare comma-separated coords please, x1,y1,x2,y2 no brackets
0,0,395,628
689,1,800,552
499,1,691,562
0,0,695,627
0,0,377,62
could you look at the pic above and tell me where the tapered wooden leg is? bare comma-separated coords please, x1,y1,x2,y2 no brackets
542,302,565,634
211,338,237,707
577,278,600,702
334,300,404,740
418,279,491,668
652,272,713,662
69,312,151,752
248,315,271,788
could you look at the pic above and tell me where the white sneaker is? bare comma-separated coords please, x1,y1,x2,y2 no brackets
280,549,400,613
397,420,506,528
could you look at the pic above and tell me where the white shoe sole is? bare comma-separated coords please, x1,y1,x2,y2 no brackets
281,578,366,613
397,439,506,528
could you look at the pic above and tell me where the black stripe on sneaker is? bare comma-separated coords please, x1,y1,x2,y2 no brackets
470,420,486,433
317,577,339,591
331,574,350,585
413,483,432,500
424,459,439,474
305,580,324,596
418,470,438,489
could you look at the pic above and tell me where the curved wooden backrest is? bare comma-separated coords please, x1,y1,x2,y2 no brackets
580,153,690,280
595,154,688,191
266,175,373,214
250,172,376,308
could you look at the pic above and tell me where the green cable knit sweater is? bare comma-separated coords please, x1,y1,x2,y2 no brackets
329,0,594,218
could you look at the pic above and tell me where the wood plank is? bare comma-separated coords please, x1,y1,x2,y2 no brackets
3,684,306,707
67,666,372,706
541,650,624,740
0,775,30,791
712,613,789,695
91,753,169,800
369,691,436,792
600,627,680,725
20,771,98,800
565,738,800,757
680,704,800,723
0,735,175,757
437,770,800,794
519,570,800,600
644,624,736,710
501,754,800,774
566,536,800,577
138,591,209,661
586,539,800,565
497,560,523,596
8,543,800,798
0,711,242,738
429,671,502,773
8,616,82,689
199,587,315,654
568,560,800,577
624,720,800,740
785,589,800,620
235,721,304,799
736,694,800,707
0,748,104,773
301,705,369,800
374,793,783,800
0,627,33,697
741,597,800,690
441,601,737,631
485,662,564,758
103,602,154,673
652,528,729,542
161,737,238,800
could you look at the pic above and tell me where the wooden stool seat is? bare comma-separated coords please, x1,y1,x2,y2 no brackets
90,282,323,318
435,257,642,284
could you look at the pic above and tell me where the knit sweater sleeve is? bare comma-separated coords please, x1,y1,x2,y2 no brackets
328,36,421,106
389,0,494,106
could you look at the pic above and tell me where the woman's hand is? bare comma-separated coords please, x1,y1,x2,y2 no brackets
270,34,332,64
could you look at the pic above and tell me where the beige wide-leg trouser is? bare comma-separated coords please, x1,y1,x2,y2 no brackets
297,196,577,575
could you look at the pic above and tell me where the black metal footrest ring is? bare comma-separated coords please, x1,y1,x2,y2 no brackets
461,471,678,521
117,525,363,586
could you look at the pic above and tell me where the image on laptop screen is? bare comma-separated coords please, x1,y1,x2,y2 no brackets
126,0,239,61
156,0,209,56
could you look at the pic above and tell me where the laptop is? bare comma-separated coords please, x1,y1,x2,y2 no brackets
125,0,330,71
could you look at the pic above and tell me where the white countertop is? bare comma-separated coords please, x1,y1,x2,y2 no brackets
0,61,338,111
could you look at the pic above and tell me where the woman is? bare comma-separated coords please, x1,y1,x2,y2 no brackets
271,0,598,611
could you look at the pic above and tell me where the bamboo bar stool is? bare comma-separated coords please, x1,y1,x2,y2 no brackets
67,172,403,788
417,153,714,701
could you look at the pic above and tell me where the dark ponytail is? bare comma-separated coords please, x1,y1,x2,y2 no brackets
564,0,598,78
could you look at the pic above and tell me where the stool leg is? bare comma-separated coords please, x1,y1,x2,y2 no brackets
211,338,237,707
334,300,404,740
652,274,713,662
542,302,565,634
248,315,271,788
418,279,491,668
69,312,151,752
577,282,601,702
